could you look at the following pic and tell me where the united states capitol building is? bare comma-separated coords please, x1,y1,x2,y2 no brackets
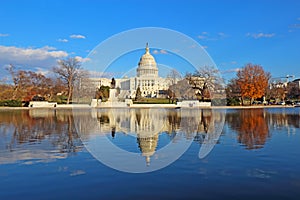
92,43,174,99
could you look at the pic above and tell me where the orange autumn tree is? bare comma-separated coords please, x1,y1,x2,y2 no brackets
236,64,270,105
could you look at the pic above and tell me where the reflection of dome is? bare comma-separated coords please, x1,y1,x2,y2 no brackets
137,134,158,166
137,43,158,77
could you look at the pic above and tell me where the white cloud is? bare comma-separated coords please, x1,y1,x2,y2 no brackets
289,24,300,29
160,49,168,54
152,50,159,54
221,68,241,74
218,32,228,38
70,34,86,39
41,46,57,51
246,32,275,39
74,56,90,63
198,35,207,40
198,32,228,41
0,45,67,60
0,33,9,37
58,38,68,42
35,67,50,76
189,44,208,49
152,49,168,55
88,70,119,78
0,45,68,70
287,18,300,31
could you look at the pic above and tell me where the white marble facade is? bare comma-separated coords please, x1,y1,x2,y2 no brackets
93,43,173,99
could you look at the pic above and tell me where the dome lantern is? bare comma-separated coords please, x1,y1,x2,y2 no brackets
137,43,158,77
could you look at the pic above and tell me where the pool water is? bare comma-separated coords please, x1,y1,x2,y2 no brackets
0,108,300,199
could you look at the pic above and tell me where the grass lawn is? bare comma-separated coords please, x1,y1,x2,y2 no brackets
133,98,176,104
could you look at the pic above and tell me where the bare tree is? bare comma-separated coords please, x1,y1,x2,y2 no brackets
6,64,20,100
53,57,86,104
226,78,240,98
169,79,194,100
167,69,182,85
287,82,300,100
186,66,221,101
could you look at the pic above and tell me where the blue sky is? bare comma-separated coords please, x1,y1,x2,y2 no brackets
0,0,300,82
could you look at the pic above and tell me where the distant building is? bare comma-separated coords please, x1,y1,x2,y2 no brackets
91,43,176,99
292,78,300,89
288,78,300,99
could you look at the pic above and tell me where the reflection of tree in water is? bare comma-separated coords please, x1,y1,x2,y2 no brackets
267,111,300,129
289,113,300,128
111,127,116,138
99,115,109,124
193,110,211,143
135,109,141,126
200,109,212,133
0,110,82,154
50,111,82,153
165,109,213,141
166,110,181,140
227,109,269,149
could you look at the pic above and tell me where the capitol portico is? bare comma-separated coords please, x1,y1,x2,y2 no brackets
92,43,174,99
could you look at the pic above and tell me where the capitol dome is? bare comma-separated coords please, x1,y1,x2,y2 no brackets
137,43,158,77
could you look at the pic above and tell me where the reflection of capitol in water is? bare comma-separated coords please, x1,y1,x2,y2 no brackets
137,132,158,165
1,108,299,165
95,109,168,134
95,109,168,165
92,108,217,165
93,108,216,134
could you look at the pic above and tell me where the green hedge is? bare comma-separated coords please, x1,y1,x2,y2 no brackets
226,98,241,106
211,98,227,106
133,98,175,104
0,100,22,107
51,95,68,104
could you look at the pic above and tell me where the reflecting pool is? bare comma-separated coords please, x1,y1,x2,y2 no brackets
0,107,300,199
